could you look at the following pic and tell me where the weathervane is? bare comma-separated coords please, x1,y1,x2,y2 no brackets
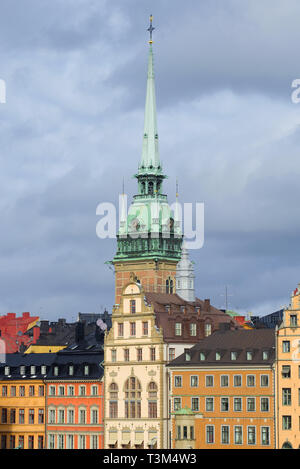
147,15,155,44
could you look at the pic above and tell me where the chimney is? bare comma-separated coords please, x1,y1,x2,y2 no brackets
75,321,85,343
204,299,211,311
40,321,49,333
33,326,40,343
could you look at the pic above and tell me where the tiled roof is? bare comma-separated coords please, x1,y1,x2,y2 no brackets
168,329,275,366
0,353,56,380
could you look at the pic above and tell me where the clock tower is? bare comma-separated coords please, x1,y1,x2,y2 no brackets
113,17,183,304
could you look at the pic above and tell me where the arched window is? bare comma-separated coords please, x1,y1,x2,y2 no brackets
148,181,154,195
124,377,141,418
148,381,157,419
166,277,174,294
109,383,118,418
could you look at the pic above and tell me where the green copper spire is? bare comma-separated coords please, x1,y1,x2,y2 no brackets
139,16,161,174
113,16,183,263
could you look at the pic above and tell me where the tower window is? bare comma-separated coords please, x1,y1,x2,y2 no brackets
148,181,154,195
166,277,174,294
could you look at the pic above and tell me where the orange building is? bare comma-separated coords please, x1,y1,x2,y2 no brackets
168,328,276,449
45,345,104,449
276,283,300,449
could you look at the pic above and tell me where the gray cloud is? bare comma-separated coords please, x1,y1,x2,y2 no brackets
0,0,300,320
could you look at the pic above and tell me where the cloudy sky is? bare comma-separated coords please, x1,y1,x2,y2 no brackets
1,0,300,321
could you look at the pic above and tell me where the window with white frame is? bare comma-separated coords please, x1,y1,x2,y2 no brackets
247,426,256,445
48,408,56,424
190,376,198,387
221,397,229,412
205,397,214,412
205,375,214,387
174,376,182,387
221,425,229,444
261,397,269,412
234,397,242,412
67,434,74,449
220,375,229,387
261,427,270,445
234,426,243,445
206,425,214,444
48,434,55,449
174,397,181,411
67,408,74,424
191,397,199,412
247,375,255,387
234,375,242,387
260,375,269,387
247,397,256,412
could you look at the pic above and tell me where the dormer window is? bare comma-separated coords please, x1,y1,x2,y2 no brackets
185,350,191,362
215,352,221,361
69,365,74,376
20,366,26,375
30,366,36,375
262,351,269,361
84,365,89,376
246,351,253,361
4,366,10,376
231,351,237,361
41,366,47,375
199,352,205,361
54,366,59,376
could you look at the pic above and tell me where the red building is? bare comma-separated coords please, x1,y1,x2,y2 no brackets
45,334,104,449
0,313,40,353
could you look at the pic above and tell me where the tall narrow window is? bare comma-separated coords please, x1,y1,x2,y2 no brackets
109,383,118,418
118,323,124,336
142,322,148,336
130,300,136,314
148,381,158,418
124,377,141,418
150,347,156,361
130,322,136,336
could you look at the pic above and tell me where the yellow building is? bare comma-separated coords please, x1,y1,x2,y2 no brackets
0,354,55,449
276,284,300,449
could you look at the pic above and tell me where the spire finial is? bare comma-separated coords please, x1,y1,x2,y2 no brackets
176,178,179,199
147,15,155,44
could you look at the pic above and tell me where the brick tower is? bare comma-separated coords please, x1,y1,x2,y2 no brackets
112,21,182,304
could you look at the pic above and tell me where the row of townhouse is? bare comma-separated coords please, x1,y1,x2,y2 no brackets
1,281,300,450
103,279,300,450
0,339,104,449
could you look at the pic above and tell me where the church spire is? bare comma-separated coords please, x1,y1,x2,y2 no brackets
139,15,161,174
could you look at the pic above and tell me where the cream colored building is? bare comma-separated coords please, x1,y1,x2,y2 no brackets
276,284,300,449
104,281,166,449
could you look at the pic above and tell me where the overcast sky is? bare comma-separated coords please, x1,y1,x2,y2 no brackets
1,0,300,321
